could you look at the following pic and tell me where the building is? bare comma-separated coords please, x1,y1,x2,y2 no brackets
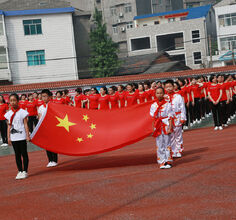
0,0,78,85
151,0,183,13
209,0,236,67
184,0,218,8
126,5,216,69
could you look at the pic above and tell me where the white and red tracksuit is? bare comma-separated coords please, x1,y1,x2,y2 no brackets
150,100,174,165
166,92,186,156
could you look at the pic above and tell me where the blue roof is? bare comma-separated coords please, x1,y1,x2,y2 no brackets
134,5,211,20
3,7,74,16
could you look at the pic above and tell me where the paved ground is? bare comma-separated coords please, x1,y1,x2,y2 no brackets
0,121,235,220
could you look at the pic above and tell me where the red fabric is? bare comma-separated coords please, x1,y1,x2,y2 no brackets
19,100,28,110
31,102,153,156
74,94,85,108
10,107,20,126
149,89,156,100
109,94,119,109
219,83,227,101
180,87,188,103
190,84,201,98
208,83,220,102
116,91,126,108
125,92,138,107
88,94,100,109
0,103,9,120
53,98,65,105
64,96,72,105
37,99,44,107
145,90,153,101
26,101,38,116
98,95,110,110
137,91,148,103
186,86,193,102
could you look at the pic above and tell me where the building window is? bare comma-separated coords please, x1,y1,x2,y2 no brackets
220,36,236,51
110,7,117,16
193,52,202,64
0,16,4,35
27,50,45,66
131,37,151,51
192,30,200,43
0,47,7,69
219,13,236,27
168,18,175,22
126,21,133,29
125,3,132,13
23,19,42,35
154,21,159,25
112,26,118,34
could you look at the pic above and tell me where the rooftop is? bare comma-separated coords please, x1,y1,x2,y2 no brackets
134,4,211,21
0,65,236,93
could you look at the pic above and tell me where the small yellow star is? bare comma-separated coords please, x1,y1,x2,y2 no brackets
56,115,76,132
90,123,96,130
87,133,93,139
77,137,83,143
83,115,89,122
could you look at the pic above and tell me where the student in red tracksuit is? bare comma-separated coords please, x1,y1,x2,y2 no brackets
88,87,100,110
116,85,126,108
19,94,28,110
108,86,119,109
63,89,72,106
137,83,148,104
26,94,38,133
53,91,66,105
74,87,85,108
125,84,139,107
208,75,223,130
0,95,9,147
144,80,153,101
98,87,110,110
36,93,44,107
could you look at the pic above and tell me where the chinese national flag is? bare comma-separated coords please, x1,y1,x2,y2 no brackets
31,102,153,156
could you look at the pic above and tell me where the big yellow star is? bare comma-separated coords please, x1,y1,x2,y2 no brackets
90,123,96,130
87,133,93,139
83,115,89,122
56,115,76,132
77,137,83,143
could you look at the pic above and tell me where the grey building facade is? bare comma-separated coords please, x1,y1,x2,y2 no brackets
183,0,218,8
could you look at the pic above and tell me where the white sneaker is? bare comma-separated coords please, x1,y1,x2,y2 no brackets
190,123,193,126
15,172,23,180
202,117,205,120
185,126,189,130
50,162,58,167
164,164,172,169
160,164,166,169
219,126,223,130
231,116,234,120
214,126,219,130
47,162,53,168
176,152,182,158
1,143,8,147
21,171,28,179
223,124,228,127
197,120,201,124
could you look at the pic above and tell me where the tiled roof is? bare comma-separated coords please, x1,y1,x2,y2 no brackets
0,65,236,93
134,4,211,20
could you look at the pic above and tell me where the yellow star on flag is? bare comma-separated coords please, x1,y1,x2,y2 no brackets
87,133,93,139
90,123,96,130
83,115,89,122
77,137,83,143
56,115,76,132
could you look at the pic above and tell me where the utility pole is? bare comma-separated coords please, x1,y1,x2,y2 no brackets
208,35,212,68
231,41,236,65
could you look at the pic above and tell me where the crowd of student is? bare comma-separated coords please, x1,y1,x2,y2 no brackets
0,73,235,178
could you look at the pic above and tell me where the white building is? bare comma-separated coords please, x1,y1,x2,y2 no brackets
210,0,236,67
0,1,78,85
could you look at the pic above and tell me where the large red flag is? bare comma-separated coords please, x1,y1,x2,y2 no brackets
31,102,153,156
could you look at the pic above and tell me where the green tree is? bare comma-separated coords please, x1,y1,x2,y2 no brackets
88,8,121,78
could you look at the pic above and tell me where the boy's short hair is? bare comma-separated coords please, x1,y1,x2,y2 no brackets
41,89,52,96
164,79,174,86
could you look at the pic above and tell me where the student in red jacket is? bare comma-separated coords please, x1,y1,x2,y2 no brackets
26,94,38,133
116,85,126,108
19,94,28,110
53,91,66,105
108,86,119,109
98,87,110,110
63,89,72,106
0,95,9,147
74,87,85,108
88,87,100,110
208,75,223,130
36,93,44,107
137,83,148,104
125,84,139,107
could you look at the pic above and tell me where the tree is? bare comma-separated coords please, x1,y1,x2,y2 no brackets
88,8,121,78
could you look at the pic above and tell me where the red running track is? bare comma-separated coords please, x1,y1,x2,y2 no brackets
0,125,236,220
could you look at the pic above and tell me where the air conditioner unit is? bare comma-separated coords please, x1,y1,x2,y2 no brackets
121,27,126,32
119,12,124,17
117,19,122,23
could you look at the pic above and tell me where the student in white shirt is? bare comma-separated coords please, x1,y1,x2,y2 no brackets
5,93,30,180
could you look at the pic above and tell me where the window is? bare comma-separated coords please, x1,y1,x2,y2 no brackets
125,3,132,13
110,7,117,16
143,24,148,27
0,47,7,69
27,50,45,66
154,21,159,25
192,30,200,43
0,16,4,35
193,52,202,64
131,37,151,51
220,36,236,51
168,18,175,22
112,26,118,34
219,13,236,27
23,19,42,35
126,21,133,29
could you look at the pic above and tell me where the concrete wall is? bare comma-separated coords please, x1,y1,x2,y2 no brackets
5,12,78,84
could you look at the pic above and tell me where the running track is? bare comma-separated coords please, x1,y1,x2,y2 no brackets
0,125,236,220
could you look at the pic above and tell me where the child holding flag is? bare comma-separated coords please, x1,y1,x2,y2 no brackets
150,87,174,169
